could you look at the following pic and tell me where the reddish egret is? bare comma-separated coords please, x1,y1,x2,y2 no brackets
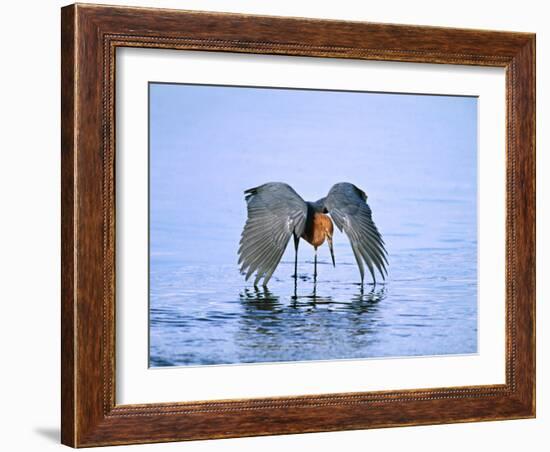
238,182,388,287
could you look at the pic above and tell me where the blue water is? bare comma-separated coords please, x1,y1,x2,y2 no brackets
148,83,478,367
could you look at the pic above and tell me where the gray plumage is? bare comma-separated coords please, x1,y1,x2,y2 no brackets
321,182,388,284
238,183,308,287
238,182,387,286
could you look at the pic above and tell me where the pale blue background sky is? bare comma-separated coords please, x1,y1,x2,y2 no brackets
149,83,477,268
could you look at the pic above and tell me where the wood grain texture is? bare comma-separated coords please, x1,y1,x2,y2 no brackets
60,3,536,447
60,5,76,446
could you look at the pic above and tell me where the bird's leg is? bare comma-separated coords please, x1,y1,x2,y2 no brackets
293,235,299,279
312,280,317,299
313,248,318,283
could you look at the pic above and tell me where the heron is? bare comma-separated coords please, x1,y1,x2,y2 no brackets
238,182,388,287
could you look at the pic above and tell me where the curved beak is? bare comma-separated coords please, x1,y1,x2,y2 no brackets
327,236,335,267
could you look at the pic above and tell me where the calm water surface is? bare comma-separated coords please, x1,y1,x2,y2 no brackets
148,84,477,367
149,203,477,367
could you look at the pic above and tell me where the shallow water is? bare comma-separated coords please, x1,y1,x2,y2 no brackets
148,84,478,367
149,222,477,367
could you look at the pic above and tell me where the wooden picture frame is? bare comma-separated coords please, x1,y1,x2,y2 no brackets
61,3,535,447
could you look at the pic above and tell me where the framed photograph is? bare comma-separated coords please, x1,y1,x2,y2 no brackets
61,3,536,447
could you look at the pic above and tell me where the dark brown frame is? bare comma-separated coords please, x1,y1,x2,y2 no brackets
61,3,536,447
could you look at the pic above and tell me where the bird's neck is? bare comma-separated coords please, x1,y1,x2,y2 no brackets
302,212,333,249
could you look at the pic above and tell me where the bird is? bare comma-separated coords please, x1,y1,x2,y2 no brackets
238,182,387,287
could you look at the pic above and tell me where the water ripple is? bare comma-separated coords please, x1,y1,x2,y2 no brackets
150,245,477,366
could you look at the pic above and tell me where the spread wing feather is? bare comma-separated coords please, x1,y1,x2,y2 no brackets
238,182,307,286
323,182,388,283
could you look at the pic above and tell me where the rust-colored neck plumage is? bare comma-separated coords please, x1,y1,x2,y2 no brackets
302,212,334,249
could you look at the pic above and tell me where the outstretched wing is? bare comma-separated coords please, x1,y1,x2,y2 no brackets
238,182,307,286
324,182,388,283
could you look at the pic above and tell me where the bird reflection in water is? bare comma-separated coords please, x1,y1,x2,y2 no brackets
239,286,282,310
291,284,385,311
237,284,387,361
239,283,386,314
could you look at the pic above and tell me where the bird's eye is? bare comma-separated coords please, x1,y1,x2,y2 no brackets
323,207,329,213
